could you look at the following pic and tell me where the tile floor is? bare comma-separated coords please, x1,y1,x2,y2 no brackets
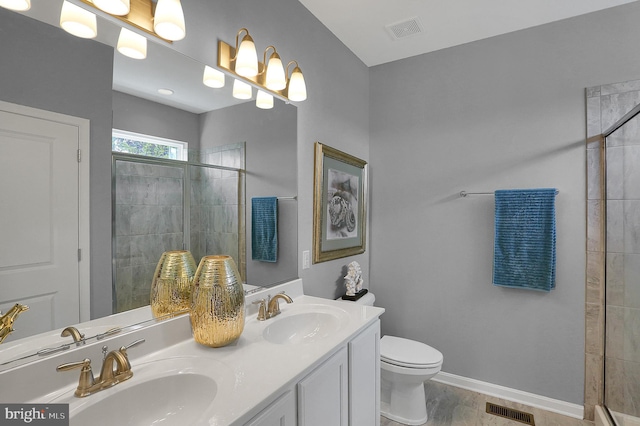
380,380,594,426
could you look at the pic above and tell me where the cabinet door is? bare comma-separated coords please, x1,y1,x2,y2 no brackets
297,346,348,426
244,390,297,426
348,320,381,426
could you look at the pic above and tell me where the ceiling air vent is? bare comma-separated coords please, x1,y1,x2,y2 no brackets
385,17,424,40
486,402,536,425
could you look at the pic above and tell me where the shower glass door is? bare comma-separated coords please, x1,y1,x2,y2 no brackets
604,112,640,426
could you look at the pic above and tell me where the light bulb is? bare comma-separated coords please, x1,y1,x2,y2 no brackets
287,66,307,102
203,66,225,88
60,1,97,39
265,53,286,91
0,0,31,11
232,79,252,100
256,91,274,109
154,0,186,41
235,34,258,78
117,28,147,60
92,0,129,16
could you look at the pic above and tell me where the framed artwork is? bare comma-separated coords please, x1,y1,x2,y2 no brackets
313,142,367,263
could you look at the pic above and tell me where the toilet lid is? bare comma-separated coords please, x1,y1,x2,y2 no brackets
380,335,443,368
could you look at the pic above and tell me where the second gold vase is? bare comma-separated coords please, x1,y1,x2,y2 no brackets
190,255,245,347
150,250,197,318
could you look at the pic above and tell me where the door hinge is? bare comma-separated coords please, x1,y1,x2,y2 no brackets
78,249,82,261
77,149,81,163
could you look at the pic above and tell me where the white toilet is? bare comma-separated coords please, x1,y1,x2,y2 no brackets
337,292,443,425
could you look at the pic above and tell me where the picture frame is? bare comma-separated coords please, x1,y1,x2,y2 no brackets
313,142,367,263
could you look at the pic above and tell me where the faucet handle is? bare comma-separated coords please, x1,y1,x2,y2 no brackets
252,299,267,321
57,358,95,397
120,338,145,355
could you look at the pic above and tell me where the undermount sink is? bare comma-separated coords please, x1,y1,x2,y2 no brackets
263,304,350,345
52,357,232,426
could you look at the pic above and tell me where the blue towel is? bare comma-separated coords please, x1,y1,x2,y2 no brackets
492,188,557,292
252,197,278,262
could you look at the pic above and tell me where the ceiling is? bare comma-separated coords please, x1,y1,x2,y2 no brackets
297,0,639,67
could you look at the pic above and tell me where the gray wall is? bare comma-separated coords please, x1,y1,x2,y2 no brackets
369,2,640,405
0,8,114,319
112,91,200,150
200,101,298,286
174,0,371,298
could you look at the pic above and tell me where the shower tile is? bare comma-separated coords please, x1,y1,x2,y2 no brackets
624,254,640,310
601,91,640,131
115,175,158,206
586,86,601,99
624,360,640,417
623,201,640,254
606,200,624,253
587,147,601,200
606,306,624,360
601,80,640,96
584,353,603,412
587,96,601,138
606,147,624,200
624,145,640,199
587,200,604,252
157,177,183,206
114,236,132,268
586,252,604,304
605,357,625,413
606,253,624,307
585,303,603,356
115,204,132,236
623,308,640,361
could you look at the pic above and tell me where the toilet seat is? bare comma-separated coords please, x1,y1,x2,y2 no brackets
380,335,443,369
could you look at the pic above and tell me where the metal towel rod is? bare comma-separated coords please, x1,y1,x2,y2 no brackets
459,190,559,198
277,196,297,200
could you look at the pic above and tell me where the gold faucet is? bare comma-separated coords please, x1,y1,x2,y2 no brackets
61,326,85,346
267,292,293,318
0,304,29,344
56,339,145,397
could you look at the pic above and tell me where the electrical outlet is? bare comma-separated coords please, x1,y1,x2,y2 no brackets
302,250,310,269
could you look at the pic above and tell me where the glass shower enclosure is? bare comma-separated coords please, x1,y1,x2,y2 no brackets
112,153,244,313
604,109,640,426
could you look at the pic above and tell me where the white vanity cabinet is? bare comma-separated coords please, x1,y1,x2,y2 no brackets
245,319,381,426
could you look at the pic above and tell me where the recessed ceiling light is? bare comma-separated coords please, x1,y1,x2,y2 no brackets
157,88,174,95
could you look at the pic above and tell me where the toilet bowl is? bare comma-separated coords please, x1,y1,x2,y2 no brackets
336,292,443,426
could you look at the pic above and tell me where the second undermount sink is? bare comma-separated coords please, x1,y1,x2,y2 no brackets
52,357,233,426
263,304,350,345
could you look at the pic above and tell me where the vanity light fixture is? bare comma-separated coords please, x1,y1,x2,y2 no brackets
0,0,30,11
256,90,274,109
285,61,307,102
73,0,185,42
203,66,225,89
218,28,307,103
117,27,147,59
60,1,97,39
91,0,129,16
232,79,252,100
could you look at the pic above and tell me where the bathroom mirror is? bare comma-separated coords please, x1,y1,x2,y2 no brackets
0,1,297,367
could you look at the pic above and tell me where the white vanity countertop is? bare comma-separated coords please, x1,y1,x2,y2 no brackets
133,294,384,425
1,281,385,426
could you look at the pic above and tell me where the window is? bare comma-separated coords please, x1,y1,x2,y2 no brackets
112,129,188,161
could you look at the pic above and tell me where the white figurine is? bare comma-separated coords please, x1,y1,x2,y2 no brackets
344,261,363,296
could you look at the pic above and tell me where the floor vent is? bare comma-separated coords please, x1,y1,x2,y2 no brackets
486,402,536,425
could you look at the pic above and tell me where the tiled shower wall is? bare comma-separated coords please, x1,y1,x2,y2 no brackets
114,161,185,312
586,80,640,420
114,143,245,313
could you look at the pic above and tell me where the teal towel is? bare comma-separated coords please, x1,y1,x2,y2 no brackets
252,197,278,262
492,188,557,292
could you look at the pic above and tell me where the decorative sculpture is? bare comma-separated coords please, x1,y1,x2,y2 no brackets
344,261,363,296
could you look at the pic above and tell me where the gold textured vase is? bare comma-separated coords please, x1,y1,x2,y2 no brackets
190,255,245,347
150,250,197,318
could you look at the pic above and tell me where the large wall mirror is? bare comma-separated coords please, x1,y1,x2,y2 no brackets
0,1,297,367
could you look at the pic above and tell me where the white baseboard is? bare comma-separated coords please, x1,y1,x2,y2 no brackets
432,371,584,420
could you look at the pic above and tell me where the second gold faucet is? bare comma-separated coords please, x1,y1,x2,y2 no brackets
252,292,293,321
